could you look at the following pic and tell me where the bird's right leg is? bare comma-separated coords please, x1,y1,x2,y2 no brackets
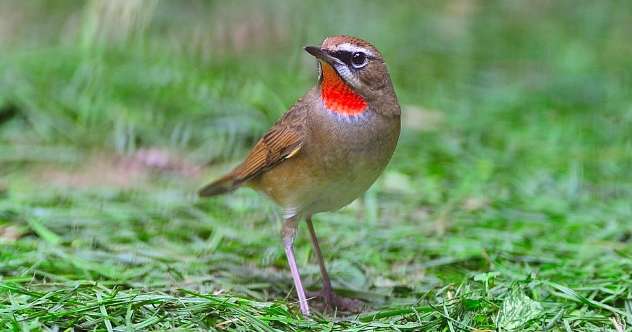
281,216,310,316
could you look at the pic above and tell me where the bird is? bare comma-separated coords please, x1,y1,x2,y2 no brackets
198,35,400,316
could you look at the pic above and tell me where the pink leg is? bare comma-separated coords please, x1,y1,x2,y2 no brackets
281,217,310,316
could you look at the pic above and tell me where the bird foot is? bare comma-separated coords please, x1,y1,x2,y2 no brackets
306,289,364,314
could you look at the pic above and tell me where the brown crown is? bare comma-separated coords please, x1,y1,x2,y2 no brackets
320,35,383,58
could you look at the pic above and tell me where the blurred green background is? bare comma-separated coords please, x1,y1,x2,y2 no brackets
1,1,631,330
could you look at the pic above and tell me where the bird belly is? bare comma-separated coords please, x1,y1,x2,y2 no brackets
251,148,386,217
250,109,399,218
302,157,383,214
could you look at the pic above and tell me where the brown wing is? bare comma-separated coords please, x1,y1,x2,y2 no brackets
198,103,307,197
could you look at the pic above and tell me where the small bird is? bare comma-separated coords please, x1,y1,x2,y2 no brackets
199,35,400,315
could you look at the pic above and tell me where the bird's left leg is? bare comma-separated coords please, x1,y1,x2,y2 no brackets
305,215,335,305
306,216,363,313
281,216,310,316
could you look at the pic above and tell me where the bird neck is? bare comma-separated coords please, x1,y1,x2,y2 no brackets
319,63,367,116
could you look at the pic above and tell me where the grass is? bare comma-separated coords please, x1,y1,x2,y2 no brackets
1,1,632,330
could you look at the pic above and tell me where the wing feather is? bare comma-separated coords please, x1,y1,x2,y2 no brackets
198,102,307,197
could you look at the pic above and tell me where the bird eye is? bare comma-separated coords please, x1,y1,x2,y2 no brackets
351,52,368,68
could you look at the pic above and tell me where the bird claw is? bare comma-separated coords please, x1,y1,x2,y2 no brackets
306,289,364,314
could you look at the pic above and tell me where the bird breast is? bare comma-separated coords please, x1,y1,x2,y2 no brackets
252,95,400,218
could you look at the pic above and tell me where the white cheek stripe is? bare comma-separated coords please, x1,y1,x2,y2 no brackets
334,43,374,56
333,64,361,88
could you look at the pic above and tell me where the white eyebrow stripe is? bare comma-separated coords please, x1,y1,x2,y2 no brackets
334,43,374,56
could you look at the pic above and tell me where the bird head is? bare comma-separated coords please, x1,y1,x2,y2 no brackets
305,35,395,116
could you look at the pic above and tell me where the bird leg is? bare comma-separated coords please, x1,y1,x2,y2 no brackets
306,216,364,313
305,216,334,305
281,216,310,316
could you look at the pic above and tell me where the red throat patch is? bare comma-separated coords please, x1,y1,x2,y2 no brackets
320,63,367,115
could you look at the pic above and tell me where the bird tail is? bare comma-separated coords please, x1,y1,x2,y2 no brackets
198,173,241,197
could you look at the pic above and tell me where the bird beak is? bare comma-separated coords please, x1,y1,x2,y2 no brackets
304,46,342,66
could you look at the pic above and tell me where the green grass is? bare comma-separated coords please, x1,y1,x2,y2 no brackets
1,1,632,330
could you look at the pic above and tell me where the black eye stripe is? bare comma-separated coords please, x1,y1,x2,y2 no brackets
329,50,375,67
331,51,354,65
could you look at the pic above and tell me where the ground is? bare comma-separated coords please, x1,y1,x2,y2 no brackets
1,1,631,331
